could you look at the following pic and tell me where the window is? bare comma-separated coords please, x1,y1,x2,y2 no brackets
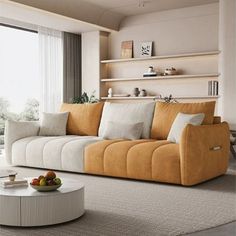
0,25,40,147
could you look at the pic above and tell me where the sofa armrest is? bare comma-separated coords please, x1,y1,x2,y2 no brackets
4,120,40,164
179,122,230,186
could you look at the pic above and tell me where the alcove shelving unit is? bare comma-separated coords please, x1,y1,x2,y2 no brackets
100,50,220,102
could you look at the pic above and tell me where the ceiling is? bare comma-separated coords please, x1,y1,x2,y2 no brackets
84,0,219,16
3,0,219,32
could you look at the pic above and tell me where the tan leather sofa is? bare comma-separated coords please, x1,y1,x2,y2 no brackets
84,102,230,186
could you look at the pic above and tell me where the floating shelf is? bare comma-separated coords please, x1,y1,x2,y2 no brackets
101,73,219,82
101,96,219,100
101,51,220,64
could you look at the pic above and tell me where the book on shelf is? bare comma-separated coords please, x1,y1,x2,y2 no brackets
208,80,218,96
0,179,28,188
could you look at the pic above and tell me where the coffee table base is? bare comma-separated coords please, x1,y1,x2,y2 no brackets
0,179,84,226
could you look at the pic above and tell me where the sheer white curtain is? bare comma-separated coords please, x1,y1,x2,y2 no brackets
38,27,63,113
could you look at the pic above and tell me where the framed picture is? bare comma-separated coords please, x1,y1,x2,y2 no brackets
121,40,133,59
140,41,153,57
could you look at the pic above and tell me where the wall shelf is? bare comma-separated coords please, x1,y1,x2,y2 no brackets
101,51,220,64
101,96,219,100
101,73,219,82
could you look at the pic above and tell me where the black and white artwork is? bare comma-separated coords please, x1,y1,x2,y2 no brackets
140,41,153,57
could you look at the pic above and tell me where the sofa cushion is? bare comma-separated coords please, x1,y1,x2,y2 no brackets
12,135,103,172
84,139,181,184
103,121,144,140
98,102,155,139
60,102,104,136
39,112,69,136
167,113,205,143
151,101,216,140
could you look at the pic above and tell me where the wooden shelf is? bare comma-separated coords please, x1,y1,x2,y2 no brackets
101,96,219,100
101,51,220,64
101,73,219,82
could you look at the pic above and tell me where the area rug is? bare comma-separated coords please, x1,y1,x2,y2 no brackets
0,162,235,236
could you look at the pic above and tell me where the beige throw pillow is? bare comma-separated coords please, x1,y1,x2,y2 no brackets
167,113,205,143
39,112,69,136
103,121,144,140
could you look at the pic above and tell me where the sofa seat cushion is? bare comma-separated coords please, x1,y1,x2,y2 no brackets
12,135,103,172
84,140,181,184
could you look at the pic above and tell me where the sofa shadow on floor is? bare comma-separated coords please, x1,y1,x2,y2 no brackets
192,174,236,193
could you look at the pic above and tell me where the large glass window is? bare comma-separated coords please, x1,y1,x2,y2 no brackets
0,25,40,147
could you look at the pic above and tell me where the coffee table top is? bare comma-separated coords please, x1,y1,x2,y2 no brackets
0,178,84,197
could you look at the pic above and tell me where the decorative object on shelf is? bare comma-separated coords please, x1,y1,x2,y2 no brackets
140,41,153,57
121,40,133,59
208,80,218,96
143,66,159,77
133,88,140,97
164,67,178,76
140,89,147,97
155,94,178,103
108,88,113,98
73,91,98,104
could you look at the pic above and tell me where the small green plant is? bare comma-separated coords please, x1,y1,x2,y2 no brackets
155,94,178,103
72,91,98,104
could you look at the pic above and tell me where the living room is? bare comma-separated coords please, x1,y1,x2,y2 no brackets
0,0,235,235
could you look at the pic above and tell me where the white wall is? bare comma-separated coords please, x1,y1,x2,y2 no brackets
82,31,100,98
82,4,220,108
219,0,236,129
108,3,219,59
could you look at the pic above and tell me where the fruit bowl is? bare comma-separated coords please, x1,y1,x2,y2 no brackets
30,171,62,192
30,183,62,192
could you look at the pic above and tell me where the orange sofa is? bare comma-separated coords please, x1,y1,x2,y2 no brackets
84,101,230,186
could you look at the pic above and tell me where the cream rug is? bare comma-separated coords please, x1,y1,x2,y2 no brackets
0,161,235,236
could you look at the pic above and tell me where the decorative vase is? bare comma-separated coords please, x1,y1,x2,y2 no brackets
140,89,147,97
133,88,140,97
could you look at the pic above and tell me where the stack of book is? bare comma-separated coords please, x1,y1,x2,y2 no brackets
208,80,219,96
0,179,28,188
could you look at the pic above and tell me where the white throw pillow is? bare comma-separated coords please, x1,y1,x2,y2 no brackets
167,113,205,143
39,112,69,136
103,121,144,140
99,102,155,139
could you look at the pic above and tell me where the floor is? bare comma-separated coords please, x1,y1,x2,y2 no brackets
0,153,235,236
189,154,236,236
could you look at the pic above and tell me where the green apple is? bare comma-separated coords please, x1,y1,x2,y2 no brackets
54,178,61,185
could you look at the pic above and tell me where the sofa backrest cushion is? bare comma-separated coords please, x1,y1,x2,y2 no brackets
99,102,155,139
151,101,216,140
60,102,104,136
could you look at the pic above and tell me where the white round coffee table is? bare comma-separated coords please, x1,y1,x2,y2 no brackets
0,178,84,226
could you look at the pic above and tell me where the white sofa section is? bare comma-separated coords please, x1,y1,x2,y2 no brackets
99,102,155,138
5,121,103,172
5,102,155,172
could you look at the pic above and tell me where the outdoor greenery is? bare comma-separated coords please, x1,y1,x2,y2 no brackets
0,98,39,145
